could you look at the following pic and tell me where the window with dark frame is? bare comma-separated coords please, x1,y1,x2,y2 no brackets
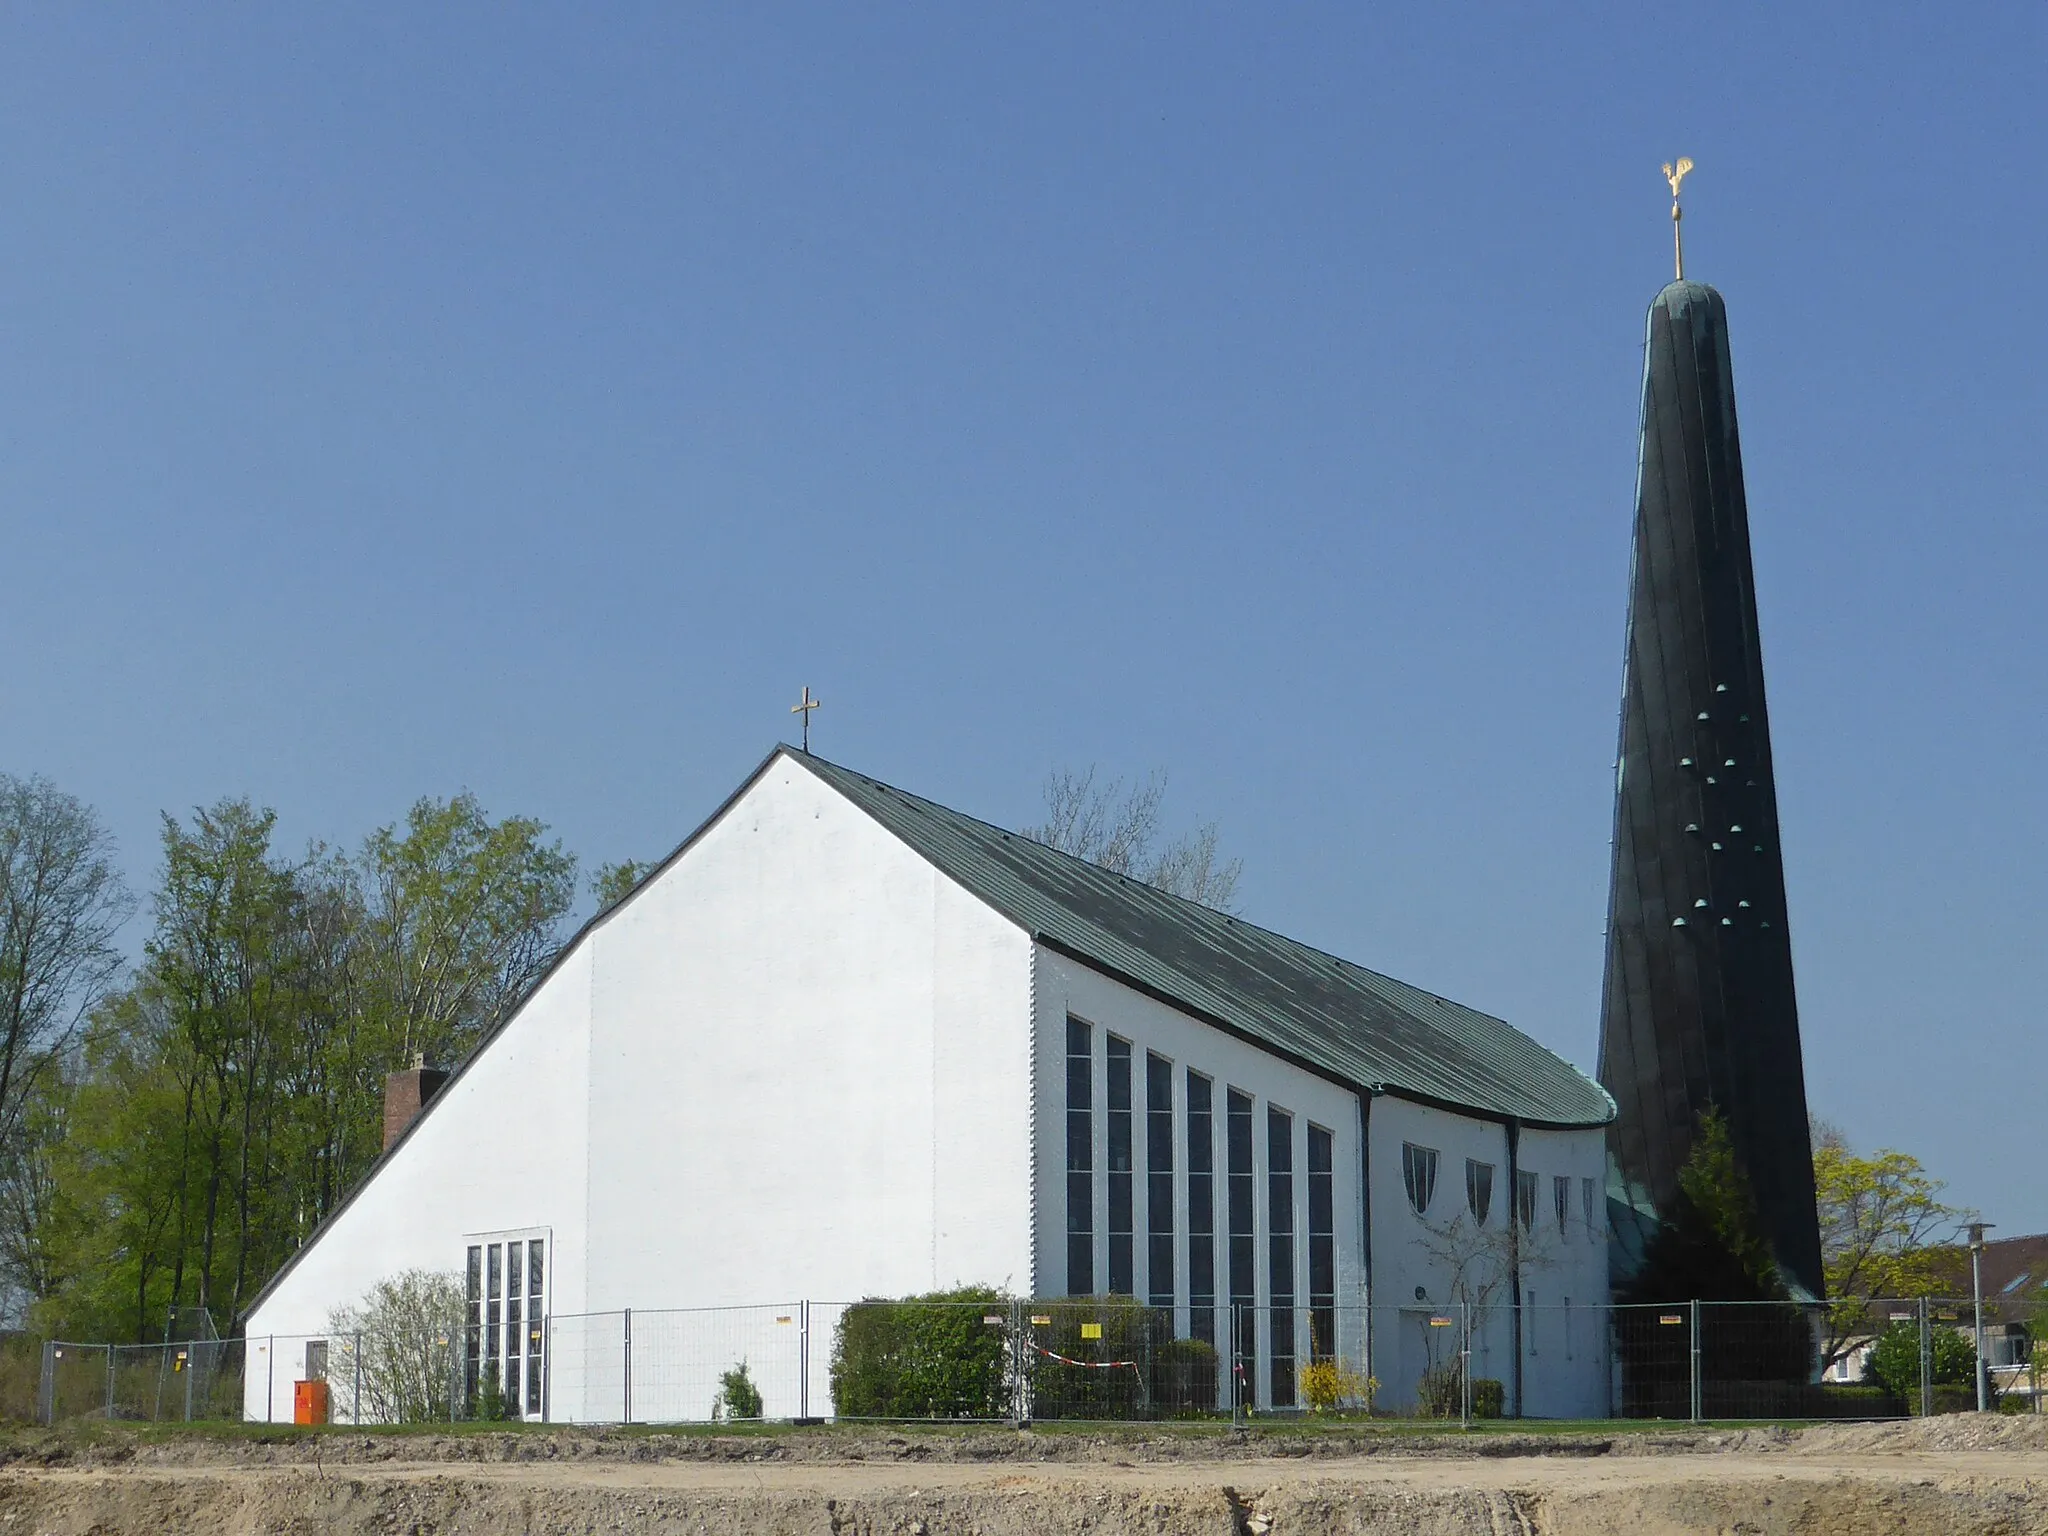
1187,1071,1217,1352
1516,1169,1538,1232
1553,1175,1571,1234
1227,1089,1256,1391
1066,1018,1094,1295
1308,1125,1335,1361
1581,1177,1600,1241
1466,1159,1494,1225
1106,1036,1134,1295
1146,1053,1174,1310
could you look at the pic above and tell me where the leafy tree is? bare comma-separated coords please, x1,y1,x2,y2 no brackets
27,791,577,1339
592,859,657,909
0,776,134,1320
1812,1118,1968,1374
1023,768,1242,910
0,775,132,1151
358,793,577,1067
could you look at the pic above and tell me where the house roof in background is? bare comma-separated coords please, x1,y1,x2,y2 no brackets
793,748,1615,1129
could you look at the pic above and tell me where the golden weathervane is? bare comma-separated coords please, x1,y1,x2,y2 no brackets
1662,157,1695,281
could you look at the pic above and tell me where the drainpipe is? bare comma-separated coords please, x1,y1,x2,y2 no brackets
1357,1089,1375,1392
1506,1117,1523,1419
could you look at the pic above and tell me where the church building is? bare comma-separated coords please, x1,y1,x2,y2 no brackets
244,747,1614,1421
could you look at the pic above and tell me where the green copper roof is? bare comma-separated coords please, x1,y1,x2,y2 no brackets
795,749,1614,1129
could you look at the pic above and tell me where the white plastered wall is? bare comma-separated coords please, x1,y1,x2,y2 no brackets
1514,1123,1611,1418
1030,948,1367,1410
1368,1095,1610,1416
576,755,1034,1418
242,943,595,1421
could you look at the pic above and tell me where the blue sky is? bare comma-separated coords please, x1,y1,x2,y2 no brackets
4,5,2042,1232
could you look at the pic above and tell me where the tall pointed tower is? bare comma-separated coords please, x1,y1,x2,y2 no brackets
1597,219,1825,1300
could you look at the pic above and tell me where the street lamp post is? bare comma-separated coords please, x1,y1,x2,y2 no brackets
1969,1222,1994,1413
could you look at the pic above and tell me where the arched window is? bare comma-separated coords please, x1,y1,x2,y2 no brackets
1401,1143,1439,1215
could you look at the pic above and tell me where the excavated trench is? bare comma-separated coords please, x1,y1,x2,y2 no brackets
1,1418,2042,1534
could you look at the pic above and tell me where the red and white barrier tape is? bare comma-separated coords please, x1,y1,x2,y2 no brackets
1027,1340,1139,1371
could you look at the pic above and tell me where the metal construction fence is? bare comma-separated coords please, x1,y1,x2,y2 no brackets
26,1294,2042,1427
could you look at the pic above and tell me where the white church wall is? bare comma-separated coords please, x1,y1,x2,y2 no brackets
242,943,596,1422
577,755,1034,1419
1513,1123,1610,1419
1366,1093,1512,1411
1366,1096,1610,1417
1031,949,1366,1411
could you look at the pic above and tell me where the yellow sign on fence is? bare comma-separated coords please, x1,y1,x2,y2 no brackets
1080,1322,1103,1340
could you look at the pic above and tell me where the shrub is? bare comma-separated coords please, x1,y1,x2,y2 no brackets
1469,1377,1505,1419
829,1286,1011,1419
1863,1322,1976,1401
1299,1358,1376,1416
472,1373,513,1422
328,1268,467,1424
715,1358,763,1420
1415,1364,1462,1419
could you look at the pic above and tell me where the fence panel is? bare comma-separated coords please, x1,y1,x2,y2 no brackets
544,1310,627,1423
623,1304,804,1423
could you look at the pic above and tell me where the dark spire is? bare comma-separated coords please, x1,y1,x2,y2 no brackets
1597,279,1825,1301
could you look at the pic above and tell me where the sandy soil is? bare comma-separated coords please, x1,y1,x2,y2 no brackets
2,1417,2044,1534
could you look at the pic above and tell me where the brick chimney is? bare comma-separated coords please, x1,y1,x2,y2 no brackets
384,1055,449,1151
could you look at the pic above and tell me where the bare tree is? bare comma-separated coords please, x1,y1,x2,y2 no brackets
1023,768,1243,910
0,775,132,1153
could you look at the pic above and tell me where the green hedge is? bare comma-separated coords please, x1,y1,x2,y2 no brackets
1027,1296,1217,1420
829,1286,1011,1420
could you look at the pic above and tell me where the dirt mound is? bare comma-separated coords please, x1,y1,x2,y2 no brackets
1786,1412,2048,1456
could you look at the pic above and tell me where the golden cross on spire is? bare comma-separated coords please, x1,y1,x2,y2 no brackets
1662,157,1695,281
791,684,821,752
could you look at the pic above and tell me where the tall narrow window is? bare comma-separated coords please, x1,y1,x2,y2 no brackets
1307,1124,1335,1363
1268,1107,1296,1406
1402,1143,1439,1214
503,1239,523,1411
1227,1089,1256,1391
526,1240,546,1414
464,1245,482,1405
1146,1053,1174,1310
1187,1071,1217,1351
1581,1177,1600,1241
1106,1036,1134,1295
1516,1169,1538,1232
484,1242,503,1393
1466,1160,1494,1225
1553,1175,1572,1234
1066,1018,1094,1295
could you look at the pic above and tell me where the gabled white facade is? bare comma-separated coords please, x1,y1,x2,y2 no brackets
245,750,1609,1422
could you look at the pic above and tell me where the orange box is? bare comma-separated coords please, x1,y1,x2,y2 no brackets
293,1379,330,1426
